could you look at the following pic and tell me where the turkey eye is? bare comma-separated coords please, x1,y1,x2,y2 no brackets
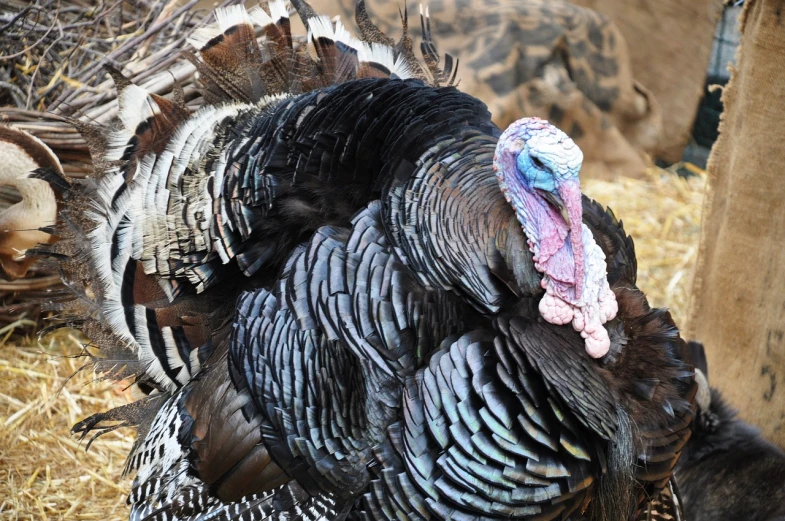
532,156,545,169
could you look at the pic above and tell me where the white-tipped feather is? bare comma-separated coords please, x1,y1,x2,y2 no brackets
188,348,202,377
268,0,289,22
83,154,165,397
332,17,358,51
306,15,334,61
307,15,361,58
248,4,274,28
118,84,160,133
84,102,248,394
104,131,137,162
359,41,396,72
162,327,191,386
134,304,171,388
186,27,219,50
215,5,250,32
306,15,329,36
393,54,414,79
140,150,173,266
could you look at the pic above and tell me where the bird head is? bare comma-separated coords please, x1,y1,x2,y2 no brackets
493,117,585,302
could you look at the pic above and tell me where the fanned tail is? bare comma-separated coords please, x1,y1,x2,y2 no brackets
418,4,459,86
183,0,456,103
39,0,460,458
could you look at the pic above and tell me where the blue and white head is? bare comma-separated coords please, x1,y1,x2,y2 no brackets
493,117,586,300
493,117,618,359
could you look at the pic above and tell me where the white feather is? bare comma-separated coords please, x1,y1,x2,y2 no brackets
87,156,155,352
307,15,362,63
306,15,332,41
140,149,174,268
134,304,171,389
248,4,273,28
104,131,136,162
393,53,414,79
358,41,396,72
186,27,219,50
331,17,356,48
189,348,202,377
162,327,191,386
268,0,289,22
84,65,282,397
215,5,250,32
118,84,160,133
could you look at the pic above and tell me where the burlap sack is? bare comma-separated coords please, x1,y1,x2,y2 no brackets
313,0,662,179
686,0,785,447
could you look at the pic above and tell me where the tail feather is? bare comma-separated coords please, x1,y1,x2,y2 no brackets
290,0,318,27
46,0,463,452
183,0,455,103
185,6,272,103
418,4,458,86
307,15,363,84
354,0,394,47
392,4,423,81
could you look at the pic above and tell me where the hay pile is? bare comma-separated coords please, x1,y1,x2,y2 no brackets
0,166,707,519
583,166,706,325
0,328,134,520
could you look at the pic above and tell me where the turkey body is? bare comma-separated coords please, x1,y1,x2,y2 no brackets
49,3,697,521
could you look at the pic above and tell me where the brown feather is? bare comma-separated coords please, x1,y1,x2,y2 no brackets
355,0,394,46
197,24,268,103
394,4,427,81
183,348,290,501
133,92,189,157
103,64,133,93
257,4,294,94
290,0,317,30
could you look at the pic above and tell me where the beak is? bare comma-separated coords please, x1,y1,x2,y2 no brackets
538,189,571,229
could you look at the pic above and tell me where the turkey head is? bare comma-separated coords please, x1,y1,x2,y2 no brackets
493,118,618,358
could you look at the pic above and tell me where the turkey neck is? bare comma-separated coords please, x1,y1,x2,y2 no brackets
382,131,543,316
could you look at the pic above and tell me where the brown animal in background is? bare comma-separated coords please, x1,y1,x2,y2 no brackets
0,126,61,280
315,0,663,179
675,341,785,521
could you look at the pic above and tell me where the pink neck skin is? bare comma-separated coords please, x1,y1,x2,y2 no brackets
495,147,616,359
559,180,585,302
495,149,585,306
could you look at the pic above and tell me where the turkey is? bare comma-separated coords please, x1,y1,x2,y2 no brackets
39,1,697,520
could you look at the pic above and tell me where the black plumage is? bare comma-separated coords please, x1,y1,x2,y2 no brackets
41,2,698,520
674,341,785,521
